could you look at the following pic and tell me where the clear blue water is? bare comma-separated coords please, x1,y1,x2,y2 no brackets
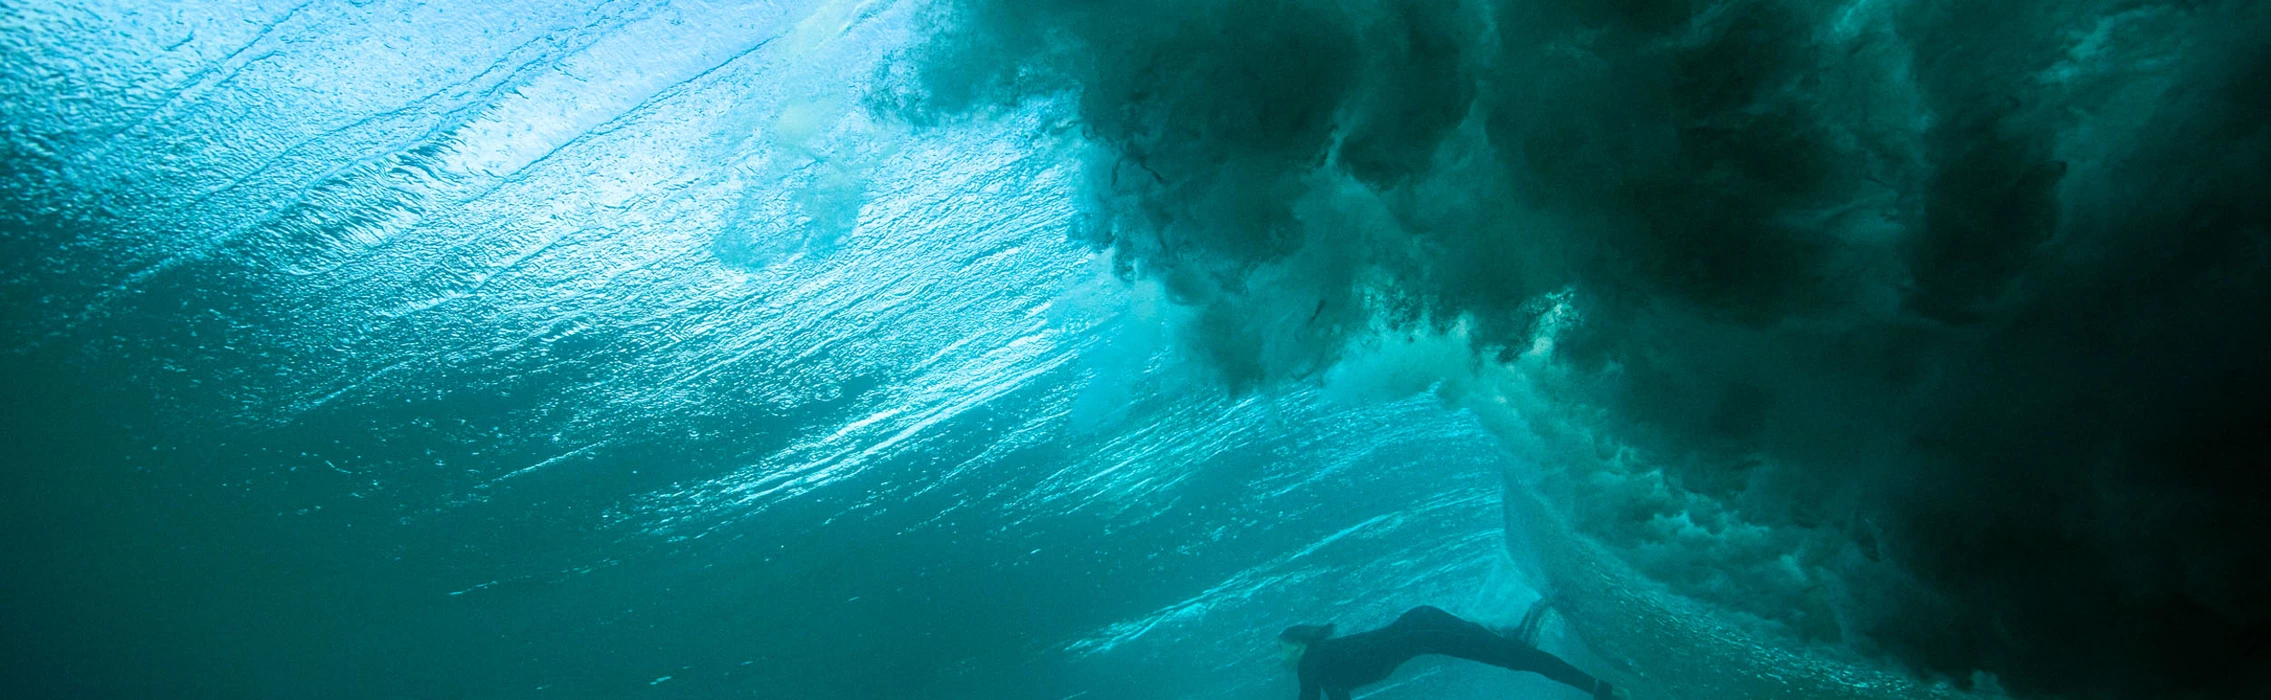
4,1,2263,699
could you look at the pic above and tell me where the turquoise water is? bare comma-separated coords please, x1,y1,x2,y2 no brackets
4,1,2264,699
0,5,1556,697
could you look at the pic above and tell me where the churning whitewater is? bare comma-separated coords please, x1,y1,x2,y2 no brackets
2,1,2264,699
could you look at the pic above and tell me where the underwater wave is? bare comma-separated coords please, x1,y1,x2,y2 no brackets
3,0,2263,699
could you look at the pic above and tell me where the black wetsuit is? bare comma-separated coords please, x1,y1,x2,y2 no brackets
1295,606,1611,700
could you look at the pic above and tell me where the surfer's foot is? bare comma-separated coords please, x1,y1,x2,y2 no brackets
1515,595,1558,644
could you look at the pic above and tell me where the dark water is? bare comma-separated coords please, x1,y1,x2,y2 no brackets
4,1,2264,699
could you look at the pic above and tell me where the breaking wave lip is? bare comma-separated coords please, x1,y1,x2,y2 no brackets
886,0,2271,696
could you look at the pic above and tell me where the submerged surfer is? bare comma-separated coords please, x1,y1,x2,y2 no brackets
1279,600,1624,700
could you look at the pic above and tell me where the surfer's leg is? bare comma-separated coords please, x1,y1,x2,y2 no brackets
1483,640,1604,695
1411,611,1607,697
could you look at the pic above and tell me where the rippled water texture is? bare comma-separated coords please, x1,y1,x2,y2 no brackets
0,3,1568,698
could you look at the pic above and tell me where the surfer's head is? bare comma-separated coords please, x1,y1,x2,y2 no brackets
1277,622,1334,668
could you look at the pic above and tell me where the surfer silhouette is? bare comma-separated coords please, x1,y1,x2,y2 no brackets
1279,601,1623,700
